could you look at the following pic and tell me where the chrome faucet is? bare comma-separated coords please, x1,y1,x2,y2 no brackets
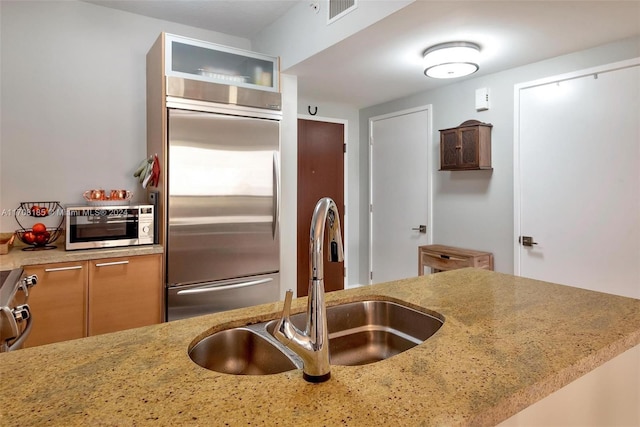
274,197,344,383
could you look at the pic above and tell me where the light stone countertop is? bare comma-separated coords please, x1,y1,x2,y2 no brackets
1,268,639,426
0,240,163,270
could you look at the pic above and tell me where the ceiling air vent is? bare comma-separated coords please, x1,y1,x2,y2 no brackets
328,0,357,24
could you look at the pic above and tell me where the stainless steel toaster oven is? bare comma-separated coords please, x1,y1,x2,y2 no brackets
65,205,154,250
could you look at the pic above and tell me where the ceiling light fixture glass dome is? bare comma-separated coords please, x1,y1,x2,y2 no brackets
423,41,481,79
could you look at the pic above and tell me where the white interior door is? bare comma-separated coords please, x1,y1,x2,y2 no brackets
515,60,640,299
370,106,432,284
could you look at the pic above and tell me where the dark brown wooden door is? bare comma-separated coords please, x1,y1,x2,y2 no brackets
297,119,344,297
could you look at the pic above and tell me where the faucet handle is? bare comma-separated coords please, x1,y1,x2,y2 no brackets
274,290,295,346
282,289,293,318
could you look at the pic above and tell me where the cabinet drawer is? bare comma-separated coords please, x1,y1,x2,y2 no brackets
418,244,494,275
421,252,471,271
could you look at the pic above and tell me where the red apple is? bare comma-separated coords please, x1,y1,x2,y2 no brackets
32,223,47,234
34,233,49,245
22,231,35,244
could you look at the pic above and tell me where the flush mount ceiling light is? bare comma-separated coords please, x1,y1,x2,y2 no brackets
423,42,481,79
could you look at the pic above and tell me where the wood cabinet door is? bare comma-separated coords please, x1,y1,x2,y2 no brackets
88,254,162,336
23,261,88,347
440,129,459,169
459,126,480,168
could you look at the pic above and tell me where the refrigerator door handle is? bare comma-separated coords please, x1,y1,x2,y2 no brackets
176,278,274,295
273,151,280,240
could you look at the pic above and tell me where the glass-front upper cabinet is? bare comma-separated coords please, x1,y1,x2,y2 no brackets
165,34,279,92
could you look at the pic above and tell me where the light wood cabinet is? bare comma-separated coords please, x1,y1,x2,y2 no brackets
88,254,162,336
418,244,494,275
22,253,162,347
439,120,492,170
23,261,88,348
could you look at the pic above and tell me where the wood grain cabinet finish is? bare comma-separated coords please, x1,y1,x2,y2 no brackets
418,244,494,275
439,120,492,170
88,254,162,336
22,254,163,347
23,261,88,348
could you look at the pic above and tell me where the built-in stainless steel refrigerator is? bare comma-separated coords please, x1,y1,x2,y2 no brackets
166,107,280,321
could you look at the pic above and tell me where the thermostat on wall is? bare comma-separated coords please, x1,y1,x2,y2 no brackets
475,87,490,111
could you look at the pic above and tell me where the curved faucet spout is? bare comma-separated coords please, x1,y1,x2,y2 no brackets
310,197,344,280
274,197,343,383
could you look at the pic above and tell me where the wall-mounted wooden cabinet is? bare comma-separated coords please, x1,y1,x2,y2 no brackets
439,120,492,170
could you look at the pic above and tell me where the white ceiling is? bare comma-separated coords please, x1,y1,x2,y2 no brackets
86,1,640,108
83,0,297,38
290,1,640,107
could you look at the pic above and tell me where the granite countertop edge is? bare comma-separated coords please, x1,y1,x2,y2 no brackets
0,242,164,269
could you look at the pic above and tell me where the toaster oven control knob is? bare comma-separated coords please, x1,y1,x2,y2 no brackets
143,225,150,234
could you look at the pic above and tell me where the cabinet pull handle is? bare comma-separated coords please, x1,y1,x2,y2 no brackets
422,252,466,262
95,260,129,267
44,266,83,272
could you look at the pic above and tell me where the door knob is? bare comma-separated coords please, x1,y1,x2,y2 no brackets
519,236,538,247
412,225,427,234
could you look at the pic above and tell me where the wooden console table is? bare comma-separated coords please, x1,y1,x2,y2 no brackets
418,244,494,275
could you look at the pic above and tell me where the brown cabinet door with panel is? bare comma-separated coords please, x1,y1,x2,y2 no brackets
440,129,459,169
459,126,481,168
88,254,162,336
23,261,88,348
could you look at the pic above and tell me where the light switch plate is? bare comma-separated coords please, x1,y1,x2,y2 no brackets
475,87,489,111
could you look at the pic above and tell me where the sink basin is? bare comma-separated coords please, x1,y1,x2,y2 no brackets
189,299,443,374
267,300,444,366
189,327,298,375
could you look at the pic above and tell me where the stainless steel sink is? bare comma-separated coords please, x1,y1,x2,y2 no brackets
267,300,444,366
189,300,443,374
189,327,299,375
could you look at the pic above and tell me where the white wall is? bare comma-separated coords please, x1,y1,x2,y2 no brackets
359,36,640,277
279,74,298,298
0,1,250,231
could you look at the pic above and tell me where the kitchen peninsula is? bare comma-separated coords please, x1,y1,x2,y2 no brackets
1,269,639,426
